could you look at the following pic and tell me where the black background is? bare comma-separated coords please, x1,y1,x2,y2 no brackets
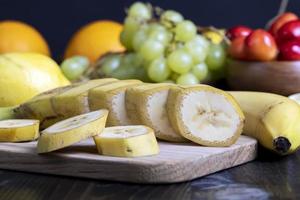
1,0,300,60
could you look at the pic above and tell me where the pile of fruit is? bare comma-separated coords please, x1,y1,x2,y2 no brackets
78,2,227,85
228,12,300,61
0,78,299,157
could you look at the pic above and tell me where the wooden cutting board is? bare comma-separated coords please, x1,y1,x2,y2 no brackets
0,136,257,184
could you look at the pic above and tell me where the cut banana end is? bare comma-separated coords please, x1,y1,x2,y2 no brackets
0,120,39,142
52,78,117,118
37,109,108,153
93,125,159,157
126,83,187,142
167,85,245,147
89,79,142,126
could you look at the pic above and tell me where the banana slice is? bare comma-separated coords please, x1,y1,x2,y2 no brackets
167,85,245,147
0,120,39,142
125,83,163,125
89,80,142,126
52,78,117,118
37,109,108,153
93,125,159,157
16,84,75,120
126,83,187,142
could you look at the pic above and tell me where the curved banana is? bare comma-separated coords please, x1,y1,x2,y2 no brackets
230,91,300,155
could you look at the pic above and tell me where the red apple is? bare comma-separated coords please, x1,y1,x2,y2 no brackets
269,12,298,37
228,37,247,60
226,26,252,40
245,29,278,61
279,40,300,60
277,20,300,44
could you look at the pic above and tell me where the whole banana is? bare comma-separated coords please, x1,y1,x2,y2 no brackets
230,91,300,155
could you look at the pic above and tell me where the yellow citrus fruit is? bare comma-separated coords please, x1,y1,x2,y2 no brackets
64,20,125,63
0,20,50,56
0,53,70,106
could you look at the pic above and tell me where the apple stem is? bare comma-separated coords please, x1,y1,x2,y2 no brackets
265,0,289,29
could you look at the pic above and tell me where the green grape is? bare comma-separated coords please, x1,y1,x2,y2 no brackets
120,30,133,50
185,38,208,63
100,54,121,76
167,49,193,74
175,20,197,42
191,63,208,81
121,52,143,67
61,56,89,80
124,17,140,33
134,66,151,82
132,27,148,51
148,25,171,46
205,44,226,71
111,65,136,79
148,58,170,82
139,39,164,61
128,2,151,20
121,17,142,50
193,35,210,49
176,73,199,85
160,10,184,27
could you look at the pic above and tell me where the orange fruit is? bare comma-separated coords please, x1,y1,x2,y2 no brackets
0,20,50,56
64,20,125,63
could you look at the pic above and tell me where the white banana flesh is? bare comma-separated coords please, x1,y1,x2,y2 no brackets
94,125,159,157
37,109,108,153
126,83,187,142
168,86,245,147
89,80,142,126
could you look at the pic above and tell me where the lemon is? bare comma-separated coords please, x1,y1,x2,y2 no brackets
0,53,70,106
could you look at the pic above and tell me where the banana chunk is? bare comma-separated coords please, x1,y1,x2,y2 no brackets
125,83,164,125
52,78,117,118
37,109,108,153
94,125,159,157
16,85,75,120
167,85,245,147
89,80,142,126
0,120,39,142
126,83,187,142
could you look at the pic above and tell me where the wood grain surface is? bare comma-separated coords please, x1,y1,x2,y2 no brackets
0,136,257,184
227,59,300,96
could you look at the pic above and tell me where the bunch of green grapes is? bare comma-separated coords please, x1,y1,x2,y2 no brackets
62,2,227,85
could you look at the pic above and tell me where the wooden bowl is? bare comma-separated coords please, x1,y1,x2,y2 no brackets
226,59,300,96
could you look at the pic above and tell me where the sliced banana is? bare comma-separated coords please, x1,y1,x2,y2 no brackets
167,85,245,147
94,125,159,157
89,79,142,126
126,83,187,142
125,83,161,125
37,109,108,153
0,120,39,142
16,85,75,120
52,78,117,118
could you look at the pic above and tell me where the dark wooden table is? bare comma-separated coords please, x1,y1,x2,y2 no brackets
0,150,299,200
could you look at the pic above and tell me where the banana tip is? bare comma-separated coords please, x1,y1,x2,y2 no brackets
273,137,291,155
